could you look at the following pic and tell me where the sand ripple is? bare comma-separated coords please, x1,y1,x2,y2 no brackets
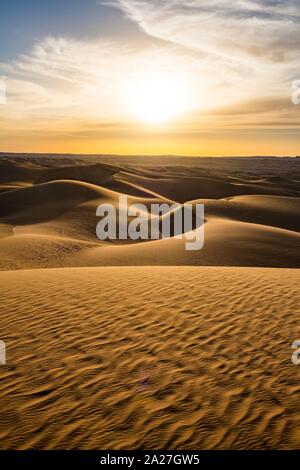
0,266,299,449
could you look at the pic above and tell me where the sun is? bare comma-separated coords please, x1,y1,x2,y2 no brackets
125,72,189,124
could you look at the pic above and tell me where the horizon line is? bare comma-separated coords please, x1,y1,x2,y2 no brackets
0,151,299,159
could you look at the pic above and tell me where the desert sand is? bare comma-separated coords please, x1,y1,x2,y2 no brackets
0,153,299,449
0,154,299,270
0,266,300,449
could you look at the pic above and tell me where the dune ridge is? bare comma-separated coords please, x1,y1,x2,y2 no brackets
0,155,299,270
0,154,300,450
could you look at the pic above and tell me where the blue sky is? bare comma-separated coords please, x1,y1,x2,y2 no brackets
0,0,145,60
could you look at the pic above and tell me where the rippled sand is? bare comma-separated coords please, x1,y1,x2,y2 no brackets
0,266,299,449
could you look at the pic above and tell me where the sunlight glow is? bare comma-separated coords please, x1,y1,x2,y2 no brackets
126,72,190,124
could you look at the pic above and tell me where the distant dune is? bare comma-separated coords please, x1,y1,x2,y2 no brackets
0,154,299,270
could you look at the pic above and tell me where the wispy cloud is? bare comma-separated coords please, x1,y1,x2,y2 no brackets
111,1,300,61
0,35,226,125
0,1,299,154
110,0,300,104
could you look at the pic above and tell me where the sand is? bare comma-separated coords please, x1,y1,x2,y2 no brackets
0,154,299,449
0,155,299,270
0,266,299,449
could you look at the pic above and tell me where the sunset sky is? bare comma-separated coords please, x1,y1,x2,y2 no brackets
0,0,299,156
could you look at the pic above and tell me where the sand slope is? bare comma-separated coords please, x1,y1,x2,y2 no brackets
0,156,299,270
0,266,299,449
68,218,300,268
0,156,299,450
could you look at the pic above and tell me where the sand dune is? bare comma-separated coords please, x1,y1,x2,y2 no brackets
63,217,298,269
0,266,299,449
111,171,298,203
36,162,121,186
0,155,299,270
1,217,299,270
0,180,117,223
192,195,300,233
0,159,41,185
0,154,299,450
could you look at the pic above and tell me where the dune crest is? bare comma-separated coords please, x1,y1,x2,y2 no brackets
0,155,299,270
0,154,299,450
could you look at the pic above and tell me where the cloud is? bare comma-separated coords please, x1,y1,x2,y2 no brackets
1,35,218,136
1,0,299,144
111,1,300,63
105,1,300,119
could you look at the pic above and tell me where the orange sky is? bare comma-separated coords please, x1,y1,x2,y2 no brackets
0,0,299,156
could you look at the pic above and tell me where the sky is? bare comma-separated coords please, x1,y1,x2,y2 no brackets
0,0,299,156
